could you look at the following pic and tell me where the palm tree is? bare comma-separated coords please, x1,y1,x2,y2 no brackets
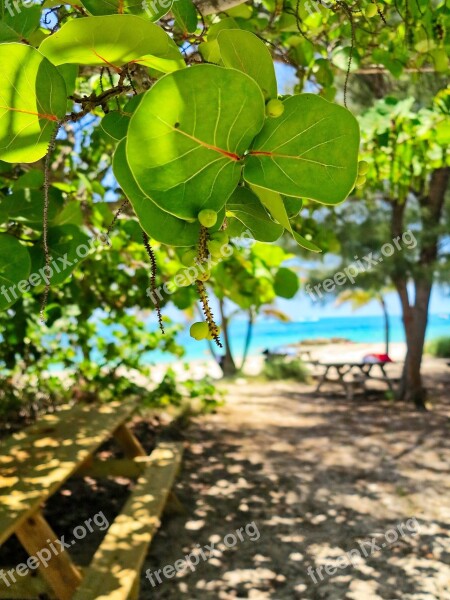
336,288,391,356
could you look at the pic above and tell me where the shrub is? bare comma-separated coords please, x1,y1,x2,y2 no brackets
263,356,310,382
427,337,450,358
144,368,224,415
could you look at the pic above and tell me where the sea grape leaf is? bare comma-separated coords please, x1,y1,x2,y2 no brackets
244,94,360,204
126,64,265,221
29,225,90,286
39,15,184,73
2,4,41,38
274,267,299,298
3,188,63,225
0,22,20,43
101,94,143,141
217,29,277,100
251,185,321,252
80,0,173,20
114,139,202,247
172,0,198,33
198,18,239,65
226,186,283,242
0,234,31,311
0,44,67,163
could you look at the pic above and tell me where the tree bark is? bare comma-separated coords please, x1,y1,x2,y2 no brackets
392,168,449,409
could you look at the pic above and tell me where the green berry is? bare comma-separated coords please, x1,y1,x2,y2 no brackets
207,240,223,258
175,269,191,287
365,4,378,18
181,249,197,267
190,321,209,341
266,99,285,118
198,209,218,228
358,160,369,175
197,270,210,282
210,231,229,245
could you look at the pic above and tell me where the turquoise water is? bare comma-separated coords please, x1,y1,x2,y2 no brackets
148,313,450,363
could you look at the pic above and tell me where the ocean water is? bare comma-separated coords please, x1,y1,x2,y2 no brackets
148,313,450,363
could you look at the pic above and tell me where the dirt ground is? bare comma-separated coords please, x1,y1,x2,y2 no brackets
1,356,449,599
141,356,450,600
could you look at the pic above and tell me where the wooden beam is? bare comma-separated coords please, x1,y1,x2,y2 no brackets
75,457,152,479
15,511,82,600
72,442,183,600
113,424,147,458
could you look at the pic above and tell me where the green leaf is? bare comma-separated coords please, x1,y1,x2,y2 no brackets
217,29,277,100
14,169,45,190
0,44,67,163
1,4,41,38
198,18,239,63
172,0,198,33
80,0,173,20
0,234,31,311
0,22,20,43
244,94,360,205
114,139,201,247
39,15,185,73
251,185,321,252
2,188,63,225
274,267,299,298
101,94,143,141
29,225,90,286
226,186,283,242
126,64,265,221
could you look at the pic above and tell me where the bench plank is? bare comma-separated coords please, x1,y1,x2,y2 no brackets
0,402,136,546
72,442,183,600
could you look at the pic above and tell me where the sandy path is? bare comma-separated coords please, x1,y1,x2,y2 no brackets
141,357,450,600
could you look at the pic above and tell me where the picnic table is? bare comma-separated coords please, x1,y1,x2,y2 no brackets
0,401,183,600
314,360,395,399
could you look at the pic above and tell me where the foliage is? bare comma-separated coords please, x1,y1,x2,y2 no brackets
143,367,224,414
426,336,450,358
263,355,310,382
0,4,364,331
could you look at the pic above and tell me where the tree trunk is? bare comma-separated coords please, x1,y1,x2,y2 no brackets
240,308,254,371
218,299,238,377
392,167,449,409
379,295,390,356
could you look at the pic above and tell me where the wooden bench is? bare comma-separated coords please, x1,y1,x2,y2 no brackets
0,402,183,600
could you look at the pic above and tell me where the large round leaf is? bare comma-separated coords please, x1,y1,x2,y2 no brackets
114,139,201,247
217,30,277,100
0,44,67,163
126,64,265,220
0,234,31,311
39,15,184,73
226,186,283,242
80,0,172,20
244,94,360,204
274,267,299,299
